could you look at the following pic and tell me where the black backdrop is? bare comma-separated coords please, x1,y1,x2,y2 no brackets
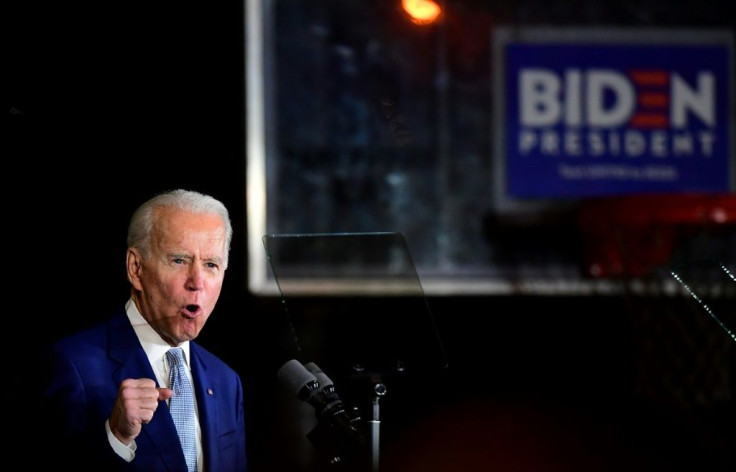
8,1,735,470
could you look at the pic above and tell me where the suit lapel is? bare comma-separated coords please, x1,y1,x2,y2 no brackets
190,344,218,472
107,310,184,471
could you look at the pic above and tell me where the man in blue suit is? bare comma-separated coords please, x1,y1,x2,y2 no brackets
40,189,248,471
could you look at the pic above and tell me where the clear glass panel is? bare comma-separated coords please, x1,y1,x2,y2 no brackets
263,232,449,379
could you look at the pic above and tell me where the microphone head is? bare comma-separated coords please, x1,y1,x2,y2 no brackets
304,362,334,389
277,359,318,398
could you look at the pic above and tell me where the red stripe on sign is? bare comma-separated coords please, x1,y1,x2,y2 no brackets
629,113,668,128
629,69,669,86
638,92,669,108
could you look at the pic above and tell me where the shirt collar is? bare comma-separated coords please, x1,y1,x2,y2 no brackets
125,298,191,373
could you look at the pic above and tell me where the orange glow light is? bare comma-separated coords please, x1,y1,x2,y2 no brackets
402,0,442,25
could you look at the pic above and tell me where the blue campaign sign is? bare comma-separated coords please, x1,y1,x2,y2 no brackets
493,28,735,200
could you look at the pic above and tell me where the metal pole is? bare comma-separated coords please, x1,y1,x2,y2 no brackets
369,382,387,472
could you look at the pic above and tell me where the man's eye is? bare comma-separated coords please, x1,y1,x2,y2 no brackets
173,258,185,265
205,262,219,270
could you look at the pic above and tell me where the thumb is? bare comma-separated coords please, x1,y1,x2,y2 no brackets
157,387,173,401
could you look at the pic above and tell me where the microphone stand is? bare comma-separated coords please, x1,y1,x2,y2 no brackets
369,381,387,472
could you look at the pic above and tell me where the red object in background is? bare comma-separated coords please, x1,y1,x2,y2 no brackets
578,193,736,278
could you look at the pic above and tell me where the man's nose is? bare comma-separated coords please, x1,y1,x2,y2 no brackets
186,265,206,290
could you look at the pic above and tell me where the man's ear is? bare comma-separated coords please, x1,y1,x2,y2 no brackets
126,248,144,291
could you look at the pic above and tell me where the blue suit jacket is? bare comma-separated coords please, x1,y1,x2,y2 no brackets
40,307,248,471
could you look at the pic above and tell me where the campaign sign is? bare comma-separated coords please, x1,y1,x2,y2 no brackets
493,28,735,200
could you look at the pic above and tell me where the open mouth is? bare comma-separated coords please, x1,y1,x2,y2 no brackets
184,304,200,316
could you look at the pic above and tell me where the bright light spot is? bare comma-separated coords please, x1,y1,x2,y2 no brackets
402,0,442,25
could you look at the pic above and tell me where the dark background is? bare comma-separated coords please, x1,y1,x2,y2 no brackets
7,1,735,470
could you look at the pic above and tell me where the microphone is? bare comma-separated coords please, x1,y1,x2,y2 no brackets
277,359,367,465
303,362,359,431
304,362,337,400
277,359,319,401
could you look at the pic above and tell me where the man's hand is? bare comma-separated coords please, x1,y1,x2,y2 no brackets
109,378,172,445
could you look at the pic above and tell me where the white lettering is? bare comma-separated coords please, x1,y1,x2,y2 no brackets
541,130,560,153
558,164,679,181
518,68,718,130
587,70,635,126
564,131,583,155
517,129,715,157
651,131,668,157
565,69,583,126
672,134,694,155
518,130,538,154
624,131,646,156
520,69,561,126
671,72,715,127
698,131,716,155
588,131,606,155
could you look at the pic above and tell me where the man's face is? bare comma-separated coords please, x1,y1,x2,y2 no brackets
129,207,227,346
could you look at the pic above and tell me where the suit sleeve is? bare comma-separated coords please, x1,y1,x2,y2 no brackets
38,343,135,470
